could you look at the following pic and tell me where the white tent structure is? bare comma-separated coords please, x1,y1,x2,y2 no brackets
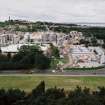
70,45,105,68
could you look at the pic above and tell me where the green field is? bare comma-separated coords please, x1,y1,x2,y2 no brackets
0,75,105,92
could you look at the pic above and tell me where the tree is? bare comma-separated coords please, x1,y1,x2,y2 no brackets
7,53,11,59
68,86,101,105
0,89,25,105
32,81,45,97
15,25,20,31
50,44,60,58
46,87,65,100
91,37,98,46
12,45,51,70
6,89,25,105
0,89,6,105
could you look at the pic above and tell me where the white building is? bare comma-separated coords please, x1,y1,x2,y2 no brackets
70,45,105,68
0,34,20,46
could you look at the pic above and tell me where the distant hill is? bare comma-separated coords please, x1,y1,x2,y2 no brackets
0,20,105,45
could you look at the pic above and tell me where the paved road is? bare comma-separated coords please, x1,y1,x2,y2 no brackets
0,68,105,76
0,71,105,77
0,74,105,77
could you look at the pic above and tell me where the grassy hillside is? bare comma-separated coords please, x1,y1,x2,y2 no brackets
0,75,105,92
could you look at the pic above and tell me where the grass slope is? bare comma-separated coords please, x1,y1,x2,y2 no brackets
0,75,105,92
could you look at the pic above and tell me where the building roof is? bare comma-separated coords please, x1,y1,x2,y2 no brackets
1,44,21,53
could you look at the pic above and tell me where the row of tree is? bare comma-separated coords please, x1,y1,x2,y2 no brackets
0,81,105,105
0,45,51,70
0,44,60,70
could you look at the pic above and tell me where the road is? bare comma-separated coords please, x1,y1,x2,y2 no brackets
0,68,105,76
0,74,105,77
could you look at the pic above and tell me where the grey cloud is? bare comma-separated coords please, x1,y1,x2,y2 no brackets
0,0,105,23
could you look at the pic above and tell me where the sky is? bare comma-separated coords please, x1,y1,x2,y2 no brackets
0,0,105,23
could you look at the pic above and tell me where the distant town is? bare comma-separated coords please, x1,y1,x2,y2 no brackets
0,19,105,70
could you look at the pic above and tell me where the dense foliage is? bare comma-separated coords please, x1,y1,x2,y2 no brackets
0,45,51,70
49,44,60,58
1,21,105,40
0,81,105,105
